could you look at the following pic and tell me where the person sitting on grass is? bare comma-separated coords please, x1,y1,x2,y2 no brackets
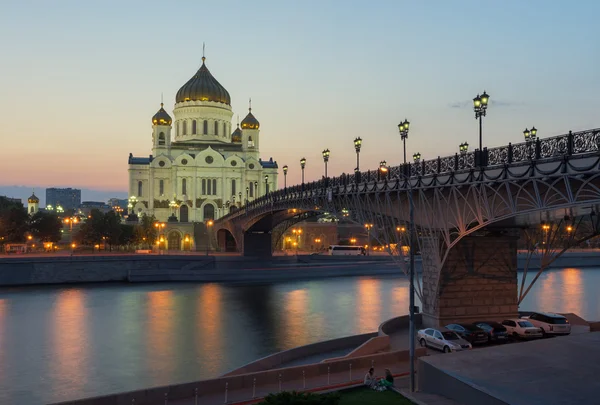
364,367,376,388
377,368,394,390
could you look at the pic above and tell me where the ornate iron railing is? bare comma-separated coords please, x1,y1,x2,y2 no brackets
222,127,600,219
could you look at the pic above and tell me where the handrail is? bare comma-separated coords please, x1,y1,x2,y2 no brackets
220,127,600,221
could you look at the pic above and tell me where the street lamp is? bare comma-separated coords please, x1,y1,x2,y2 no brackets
379,160,388,180
524,127,537,159
473,91,490,165
300,157,306,184
254,181,258,199
354,137,362,171
205,219,213,256
413,152,421,163
322,149,330,178
364,223,373,256
63,217,78,253
459,142,469,155
264,175,269,194
246,186,249,205
283,165,288,189
398,119,410,164
238,192,242,206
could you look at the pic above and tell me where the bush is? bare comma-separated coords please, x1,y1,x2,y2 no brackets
258,391,341,405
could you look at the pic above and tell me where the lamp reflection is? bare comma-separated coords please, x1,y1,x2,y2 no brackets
282,289,309,348
50,289,89,393
390,285,410,316
356,278,381,333
197,284,222,375
534,268,583,316
146,289,175,381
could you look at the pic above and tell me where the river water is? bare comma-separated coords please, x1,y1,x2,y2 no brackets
0,267,599,404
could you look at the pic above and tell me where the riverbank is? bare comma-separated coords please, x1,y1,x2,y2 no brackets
0,254,397,286
0,250,599,287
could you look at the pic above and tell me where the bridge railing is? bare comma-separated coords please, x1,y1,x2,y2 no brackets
222,127,600,219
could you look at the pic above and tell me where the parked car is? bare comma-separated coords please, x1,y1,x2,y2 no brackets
417,328,472,353
501,319,543,339
523,312,571,337
474,321,509,342
445,323,488,344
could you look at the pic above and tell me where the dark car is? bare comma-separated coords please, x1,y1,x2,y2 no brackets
474,321,508,342
445,323,488,344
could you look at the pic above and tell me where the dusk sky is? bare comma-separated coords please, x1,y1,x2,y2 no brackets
1,0,599,195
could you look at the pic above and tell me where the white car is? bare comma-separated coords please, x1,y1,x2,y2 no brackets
523,312,571,337
501,319,543,339
417,328,472,353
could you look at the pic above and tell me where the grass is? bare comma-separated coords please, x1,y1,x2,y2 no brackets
338,387,414,405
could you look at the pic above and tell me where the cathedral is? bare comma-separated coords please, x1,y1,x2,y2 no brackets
127,56,279,250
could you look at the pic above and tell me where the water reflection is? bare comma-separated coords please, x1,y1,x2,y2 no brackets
282,289,309,347
146,289,175,383
50,289,89,397
356,278,381,332
197,284,222,362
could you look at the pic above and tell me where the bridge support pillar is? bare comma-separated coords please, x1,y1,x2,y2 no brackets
421,234,519,327
243,231,272,257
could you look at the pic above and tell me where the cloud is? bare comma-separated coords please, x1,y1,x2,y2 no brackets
448,99,523,109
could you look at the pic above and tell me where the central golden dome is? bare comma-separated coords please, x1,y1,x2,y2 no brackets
175,58,231,105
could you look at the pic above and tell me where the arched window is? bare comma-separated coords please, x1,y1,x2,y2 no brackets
248,135,254,148
137,181,143,197
249,182,254,197
176,122,179,137
203,204,215,220
207,178,212,195
232,179,236,196
214,121,219,136
158,132,165,146
192,120,197,134
159,179,164,195
202,179,206,195
182,178,187,195
203,120,208,135
223,122,227,136
183,121,187,135
212,179,217,195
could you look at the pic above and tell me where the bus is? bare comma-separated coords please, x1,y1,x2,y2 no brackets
327,245,366,256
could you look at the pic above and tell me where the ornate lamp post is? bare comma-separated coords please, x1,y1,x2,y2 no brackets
205,219,213,256
264,174,269,194
398,119,410,164
459,142,469,155
364,223,373,256
322,149,330,178
254,181,258,199
63,217,78,253
379,160,388,180
413,152,421,163
473,91,490,165
524,127,538,159
246,186,249,205
300,157,306,184
354,137,362,171
283,165,288,189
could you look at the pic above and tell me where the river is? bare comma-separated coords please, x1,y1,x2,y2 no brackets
0,267,598,404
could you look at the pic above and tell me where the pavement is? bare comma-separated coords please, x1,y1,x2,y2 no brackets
419,331,600,405
168,359,412,405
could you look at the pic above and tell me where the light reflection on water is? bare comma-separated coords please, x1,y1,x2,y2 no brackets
0,269,598,404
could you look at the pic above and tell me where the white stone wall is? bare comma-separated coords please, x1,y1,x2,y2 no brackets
173,100,233,143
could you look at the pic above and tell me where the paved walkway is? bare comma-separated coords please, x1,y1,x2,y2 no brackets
169,360,411,405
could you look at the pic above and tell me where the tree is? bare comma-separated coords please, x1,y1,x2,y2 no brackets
135,214,158,248
28,211,62,243
119,224,135,247
103,211,122,251
0,197,29,244
76,209,105,246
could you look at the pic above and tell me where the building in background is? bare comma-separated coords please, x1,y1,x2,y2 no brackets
27,192,39,215
78,201,111,216
127,54,279,251
46,188,81,210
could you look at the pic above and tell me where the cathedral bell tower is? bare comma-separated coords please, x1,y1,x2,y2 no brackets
27,192,39,215
240,99,260,159
152,103,172,153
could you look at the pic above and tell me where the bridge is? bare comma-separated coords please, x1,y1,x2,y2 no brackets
214,127,600,326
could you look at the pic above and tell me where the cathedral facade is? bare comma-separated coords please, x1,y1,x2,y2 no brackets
128,56,279,229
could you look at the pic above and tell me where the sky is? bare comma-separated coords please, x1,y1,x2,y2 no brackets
1,0,599,198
